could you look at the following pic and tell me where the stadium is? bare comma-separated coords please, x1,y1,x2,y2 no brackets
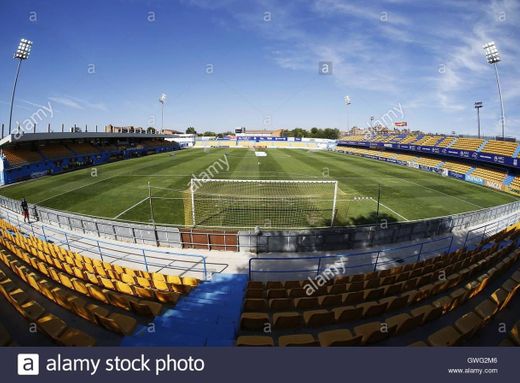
0,128,519,348
0,1,519,367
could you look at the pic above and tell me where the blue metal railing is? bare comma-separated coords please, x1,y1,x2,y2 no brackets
249,236,454,280
1,208,208,280
463,212,520,249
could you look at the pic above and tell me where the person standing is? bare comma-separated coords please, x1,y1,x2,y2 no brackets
21,198,30,223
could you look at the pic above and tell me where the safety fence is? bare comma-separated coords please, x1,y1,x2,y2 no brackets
249,213,520,281
249,236,454,281
0,195,518,254
0,207,210,280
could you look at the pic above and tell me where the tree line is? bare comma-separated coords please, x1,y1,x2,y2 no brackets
185,127,340,139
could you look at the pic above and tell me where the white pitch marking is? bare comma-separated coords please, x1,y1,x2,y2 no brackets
113,197,149,219
370,197,409,221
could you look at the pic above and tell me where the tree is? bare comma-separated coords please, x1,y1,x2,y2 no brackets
186,127,197,134
203,131,216,136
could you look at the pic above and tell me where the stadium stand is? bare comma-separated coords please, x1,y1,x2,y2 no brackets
435,136,455,147
413,135,444,146
1,147,42,167
449,137,484,151
0,219,199,345
39,144,74,160
442,161,473,175
0,133,180,185
481,140,520,157
400,135,418,144
341,133,519,159
68,143,101,155
470,168,507,185
236,222,520,346
415,158,442,168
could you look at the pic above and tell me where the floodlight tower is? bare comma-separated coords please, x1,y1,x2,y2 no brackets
8,38,33,135
474,101,483,138
483,42,505,139
159,93,167,132
344,95,351,132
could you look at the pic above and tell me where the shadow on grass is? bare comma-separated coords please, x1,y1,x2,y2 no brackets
337,212,399,226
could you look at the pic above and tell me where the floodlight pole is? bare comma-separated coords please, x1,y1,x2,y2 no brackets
344,96,351,132
8,59,23,135
483,42,505,139
493,63,505,139
161,101,164,132
474,102,483,138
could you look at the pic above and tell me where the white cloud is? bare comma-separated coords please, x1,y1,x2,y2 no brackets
48,96,107,111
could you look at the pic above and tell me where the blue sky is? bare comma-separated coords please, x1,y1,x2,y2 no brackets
0,0,519,137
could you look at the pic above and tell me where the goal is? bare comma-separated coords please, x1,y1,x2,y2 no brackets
184,179,338,228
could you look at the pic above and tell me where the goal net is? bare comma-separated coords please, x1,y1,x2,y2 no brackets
184,179,338,228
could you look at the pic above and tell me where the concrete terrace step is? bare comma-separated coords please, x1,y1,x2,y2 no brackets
504,175,515,186
513,143,520,158
477,139,488,152
121,273,248,346
465,167,475,176
446,137,457,148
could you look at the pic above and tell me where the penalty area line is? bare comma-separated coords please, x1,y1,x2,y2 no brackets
113,197,149,219
369,197,409,221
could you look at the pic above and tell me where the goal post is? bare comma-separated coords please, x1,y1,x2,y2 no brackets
185,178,338,229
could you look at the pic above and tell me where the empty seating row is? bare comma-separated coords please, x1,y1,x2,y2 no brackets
481,140,519,157
0,220,198,296
1,148,43,166
422,268,520,346
0,230,176,316
240,243,517,333
68,143,101,155
442,161,472,175
471,168,507,184
0,267,96,346
39,144,74,160
0,248,138,336
237,224,520,346
450,138,484,151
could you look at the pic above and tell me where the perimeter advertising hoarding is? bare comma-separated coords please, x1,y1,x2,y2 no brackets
336,141,520,169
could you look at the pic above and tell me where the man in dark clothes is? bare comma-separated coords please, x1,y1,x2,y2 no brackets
21,198,30,223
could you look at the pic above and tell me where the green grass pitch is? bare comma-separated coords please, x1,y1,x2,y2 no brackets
0,148,517,228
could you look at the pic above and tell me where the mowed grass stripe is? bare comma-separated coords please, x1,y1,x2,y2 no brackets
284,149,400,223
118,148,242,223
1,148,517,227
313,150,517,220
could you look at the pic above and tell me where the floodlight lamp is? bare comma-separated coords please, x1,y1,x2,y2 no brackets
483,41,500,64
344,96,351,105
14,38,33,60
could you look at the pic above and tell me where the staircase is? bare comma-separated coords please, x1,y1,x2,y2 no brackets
434,136,446,146
446,137,457,148
465,167,476,176
513,144,520,158
477,139,488,152
121,274,247,346
504,175,515,187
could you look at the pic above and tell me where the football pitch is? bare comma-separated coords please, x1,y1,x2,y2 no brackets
0,148,517,228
